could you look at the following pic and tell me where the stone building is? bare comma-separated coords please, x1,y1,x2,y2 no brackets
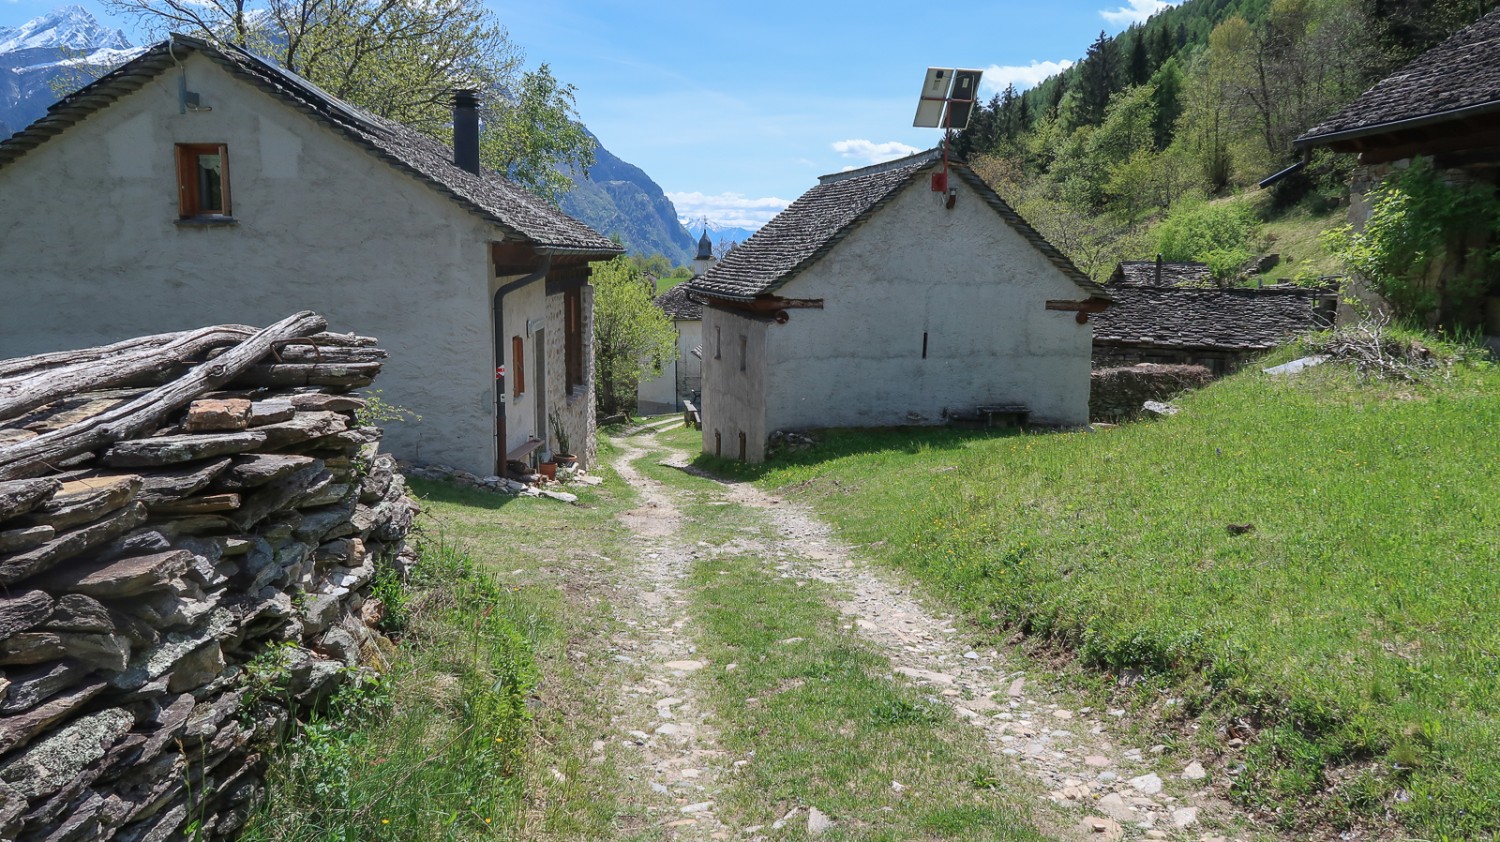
1091,286,1333,375
0,34,620,476
1108,259,1213,288
636,228,712,415
1294,7,1500,333
687,150,1111,463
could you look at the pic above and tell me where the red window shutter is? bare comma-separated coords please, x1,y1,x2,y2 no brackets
512,336,525,397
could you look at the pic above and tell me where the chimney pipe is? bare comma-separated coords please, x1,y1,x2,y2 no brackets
1155,253,1163,286
452,88,481,175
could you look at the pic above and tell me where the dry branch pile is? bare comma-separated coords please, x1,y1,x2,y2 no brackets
0,312,418,841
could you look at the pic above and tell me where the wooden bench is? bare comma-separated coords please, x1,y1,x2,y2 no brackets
507,437,544,463
975,404,1030,429
682,400,702,430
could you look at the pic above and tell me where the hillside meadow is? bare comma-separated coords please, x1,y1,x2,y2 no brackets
698,346,1500,838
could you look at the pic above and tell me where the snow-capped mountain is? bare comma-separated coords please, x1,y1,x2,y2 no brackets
0,5,130,54
1,6,139,138
680,219,759,248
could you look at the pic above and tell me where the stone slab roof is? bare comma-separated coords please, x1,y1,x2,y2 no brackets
1110,261,1213,287
654,283,703,320
687,150,1108,303
1297,8,1500,146
1092,287,1328,351
0,35,621,257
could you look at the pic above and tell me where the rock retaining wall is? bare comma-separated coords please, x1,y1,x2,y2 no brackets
1089,364,1214,422
0,313,417,841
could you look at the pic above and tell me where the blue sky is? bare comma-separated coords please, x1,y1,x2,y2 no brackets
3,0,1181,228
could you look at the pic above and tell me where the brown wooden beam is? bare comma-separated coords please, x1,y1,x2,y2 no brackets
1046,297,1111,313
492,241,541,276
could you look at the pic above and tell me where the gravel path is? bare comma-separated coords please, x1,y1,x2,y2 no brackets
605,432,1257,842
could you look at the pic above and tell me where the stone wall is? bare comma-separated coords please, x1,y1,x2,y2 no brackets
1089,364,1214,422
545,284,597,468
0,314,417,841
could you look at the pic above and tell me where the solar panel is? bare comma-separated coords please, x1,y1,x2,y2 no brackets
913,67,953,128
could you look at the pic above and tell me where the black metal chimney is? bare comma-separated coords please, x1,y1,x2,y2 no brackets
452,88,481,175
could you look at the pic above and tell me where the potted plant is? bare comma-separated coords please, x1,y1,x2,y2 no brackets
549,408,577,468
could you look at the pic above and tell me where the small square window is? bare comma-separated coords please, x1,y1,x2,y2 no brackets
176,144,230,218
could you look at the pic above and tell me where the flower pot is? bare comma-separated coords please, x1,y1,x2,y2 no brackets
553,453,577,468
538,461,557,480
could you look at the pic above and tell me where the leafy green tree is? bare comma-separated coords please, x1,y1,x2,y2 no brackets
590,257,679,417
1153,198,1260,280
104,0,592,200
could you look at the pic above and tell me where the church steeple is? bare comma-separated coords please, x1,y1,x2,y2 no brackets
691,218,717,278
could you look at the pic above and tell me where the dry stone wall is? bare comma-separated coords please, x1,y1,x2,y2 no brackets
0,313,418,841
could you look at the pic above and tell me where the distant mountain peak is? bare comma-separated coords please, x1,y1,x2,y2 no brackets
0,5,132,54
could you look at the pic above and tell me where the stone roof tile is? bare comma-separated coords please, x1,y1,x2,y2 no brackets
0,36,621,256
1110,261,1213,287
1092,287,1329,351
687,150,1108,302
653,283,703,320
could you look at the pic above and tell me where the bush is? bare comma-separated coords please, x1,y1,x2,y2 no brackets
1153,198,1260,280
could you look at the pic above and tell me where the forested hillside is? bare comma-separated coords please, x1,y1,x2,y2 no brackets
958,0,1500,282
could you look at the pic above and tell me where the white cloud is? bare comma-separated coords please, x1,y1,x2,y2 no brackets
980,60,1074,94
1100,0,1176,26
830,139,921,166
665,191,791,230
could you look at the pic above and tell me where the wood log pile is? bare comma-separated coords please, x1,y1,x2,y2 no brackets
0,312,418,841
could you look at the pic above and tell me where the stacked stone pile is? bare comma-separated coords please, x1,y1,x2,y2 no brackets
1089,363,1214,422
0,312,418,841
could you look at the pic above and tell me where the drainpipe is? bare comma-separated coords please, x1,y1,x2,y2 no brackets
493,254,552,473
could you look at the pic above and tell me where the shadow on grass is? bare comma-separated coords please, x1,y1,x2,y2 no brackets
686,425,1033,483
405,476,522,511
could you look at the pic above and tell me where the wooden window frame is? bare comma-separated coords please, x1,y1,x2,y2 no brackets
512,335,525,398
564,287,585,393
175,143,231,219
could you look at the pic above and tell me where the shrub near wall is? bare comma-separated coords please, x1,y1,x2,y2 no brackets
0,313,417,841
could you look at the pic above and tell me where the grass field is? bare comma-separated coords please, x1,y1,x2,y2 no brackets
697,349,1500,838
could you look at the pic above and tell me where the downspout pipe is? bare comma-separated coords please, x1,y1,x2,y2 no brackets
493,254,552,472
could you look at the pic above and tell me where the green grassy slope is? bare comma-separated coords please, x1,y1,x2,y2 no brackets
702,353,1500,838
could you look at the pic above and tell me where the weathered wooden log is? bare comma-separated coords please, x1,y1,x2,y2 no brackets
0,329,215,379
228,363,381,389
0,326,259,424
0,312,327,481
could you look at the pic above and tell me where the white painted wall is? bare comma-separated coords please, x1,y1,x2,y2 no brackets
636,317,702,415
0,52,548,476
699,309,768,462
700,168,1093,462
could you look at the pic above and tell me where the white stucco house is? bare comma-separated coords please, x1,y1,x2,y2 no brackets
0,34,621,476
687,150,1112,462
636,229,714,415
